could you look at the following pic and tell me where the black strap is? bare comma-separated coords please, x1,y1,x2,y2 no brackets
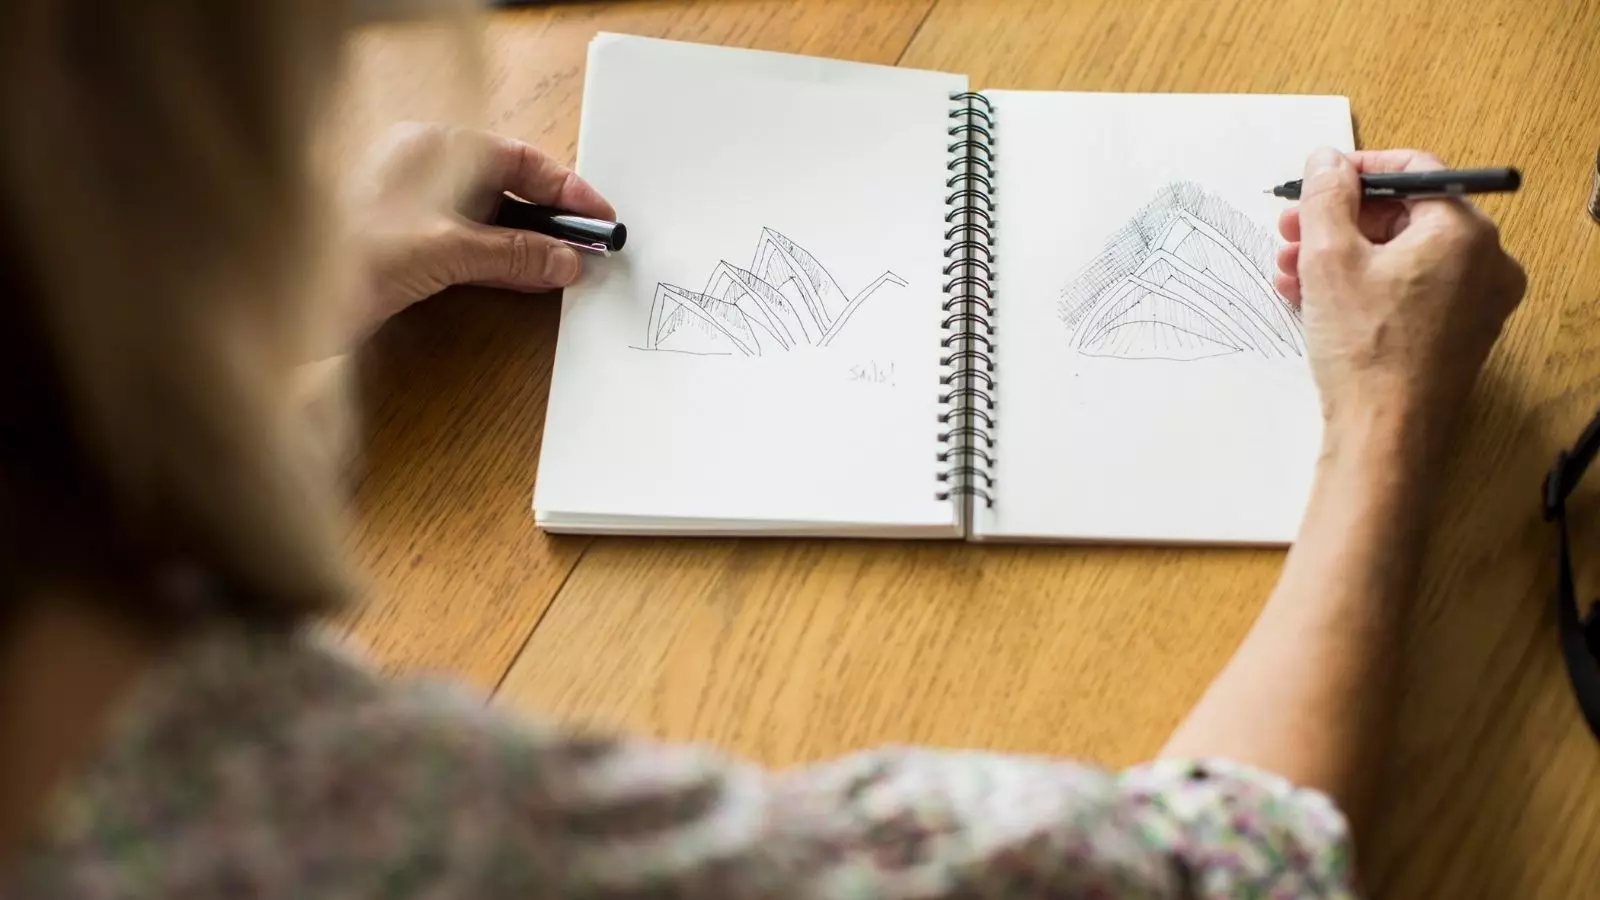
1543,405,1600,739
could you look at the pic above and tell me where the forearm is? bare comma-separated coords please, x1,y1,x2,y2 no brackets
1160,403,1439,830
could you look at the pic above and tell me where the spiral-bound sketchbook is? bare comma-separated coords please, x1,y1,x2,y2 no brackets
533,33,1354,544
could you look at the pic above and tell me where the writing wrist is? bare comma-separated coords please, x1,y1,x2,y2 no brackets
1283,399,1439,627
1318,399,1442,502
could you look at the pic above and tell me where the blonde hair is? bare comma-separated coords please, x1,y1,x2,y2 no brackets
0,1,476,623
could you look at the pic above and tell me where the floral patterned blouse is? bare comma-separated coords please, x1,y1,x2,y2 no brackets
5,626,1356,898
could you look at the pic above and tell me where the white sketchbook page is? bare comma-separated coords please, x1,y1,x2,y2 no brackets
976,91,1353,544
534,35,965,530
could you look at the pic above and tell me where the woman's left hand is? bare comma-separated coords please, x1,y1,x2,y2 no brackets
343,122,615,342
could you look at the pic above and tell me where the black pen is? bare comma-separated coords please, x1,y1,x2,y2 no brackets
1266,166,1522,200
492,194,628,256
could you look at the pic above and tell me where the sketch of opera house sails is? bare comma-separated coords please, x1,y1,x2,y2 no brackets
1059,182,1305,362
641,227,906,357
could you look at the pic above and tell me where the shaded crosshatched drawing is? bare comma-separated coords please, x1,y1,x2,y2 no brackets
640,228,907,356
1058,182,1305,361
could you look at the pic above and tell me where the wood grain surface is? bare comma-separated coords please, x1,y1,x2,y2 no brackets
344,1,1600,896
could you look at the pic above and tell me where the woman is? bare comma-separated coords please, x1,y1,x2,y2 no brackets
0,3,1526,898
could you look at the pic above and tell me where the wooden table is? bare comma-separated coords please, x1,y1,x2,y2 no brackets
340,1,1600,896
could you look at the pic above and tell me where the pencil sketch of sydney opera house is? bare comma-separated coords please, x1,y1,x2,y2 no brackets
1059,182,1305,362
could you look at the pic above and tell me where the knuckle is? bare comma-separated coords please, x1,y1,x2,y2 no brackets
1439,223,1477,254
504,230,536,283
394,119,431,137
1462,218,1503,257
386,120,436,149
1432,213,1484,253
1470,210,1502,243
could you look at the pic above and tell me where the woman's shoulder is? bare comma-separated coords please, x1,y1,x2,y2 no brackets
11,625,564,896
8,625,1357,899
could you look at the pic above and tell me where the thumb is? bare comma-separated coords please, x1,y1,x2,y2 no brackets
448,224,582,291
1296,148,1366,256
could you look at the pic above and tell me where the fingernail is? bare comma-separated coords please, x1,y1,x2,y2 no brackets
544,247,579,285
1306,147,1343,178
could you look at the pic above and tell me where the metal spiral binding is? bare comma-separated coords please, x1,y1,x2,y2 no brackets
937,92,996,510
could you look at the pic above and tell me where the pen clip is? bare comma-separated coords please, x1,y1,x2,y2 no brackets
560,238,611,257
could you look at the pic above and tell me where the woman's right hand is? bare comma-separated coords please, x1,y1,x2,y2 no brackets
1164,149,1526,831
1273,148,1526,448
